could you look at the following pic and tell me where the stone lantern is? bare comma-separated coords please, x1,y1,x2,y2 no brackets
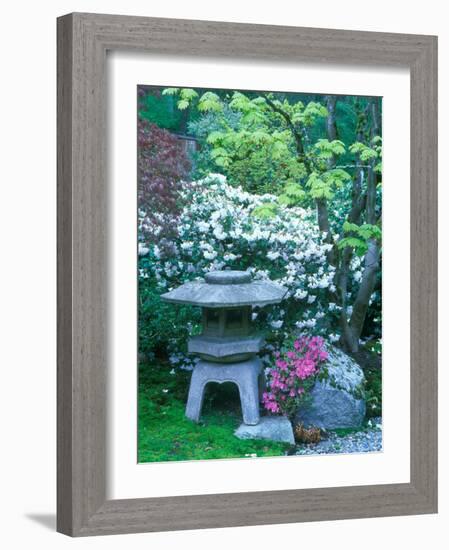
161,270,287,425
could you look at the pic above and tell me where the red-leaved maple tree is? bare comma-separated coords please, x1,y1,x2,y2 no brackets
138,120,191,246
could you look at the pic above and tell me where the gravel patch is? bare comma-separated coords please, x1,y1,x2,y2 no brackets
295,417,382,456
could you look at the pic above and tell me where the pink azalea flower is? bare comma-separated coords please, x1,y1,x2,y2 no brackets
263,335,328,416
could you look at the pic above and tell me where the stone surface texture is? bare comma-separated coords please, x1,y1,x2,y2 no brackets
185,357,265,425
188,334,264,361
205,270,252,284
295,345,366,429
234,416,295,445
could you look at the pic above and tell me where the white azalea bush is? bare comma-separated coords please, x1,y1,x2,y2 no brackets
138,174,341,366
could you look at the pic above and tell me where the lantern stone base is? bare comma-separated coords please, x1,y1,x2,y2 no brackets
185,357,265,425
234,416,295,445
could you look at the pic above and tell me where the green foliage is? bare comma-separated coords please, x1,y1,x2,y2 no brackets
186,96,296,192
343,221,382,241
278,181,307,206
159,88,383,231
227,153,290,193
314,139,346,159
198,91,223,112
164,88,339,197
145,87,383,352
138,89,185,131
228,91,253,111
305,168,352,201
326,168,352,184
179,88,199,101
349,142,379,162
205,124,300,193
177,99,190,110
206,130,225,145
138,362,289,462
365,339,382,355
363,359,382,418
210,146,230,167
161,87,179,96
251,202,279,219
138,256,202,357
187,106,242,180
338,221,382,256
301,101,328,125
338,236,368,256
307,172,333,200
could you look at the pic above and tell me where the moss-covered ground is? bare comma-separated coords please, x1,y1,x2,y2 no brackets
138,361,289,463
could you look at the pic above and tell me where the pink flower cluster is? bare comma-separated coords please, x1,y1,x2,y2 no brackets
262,336,328,417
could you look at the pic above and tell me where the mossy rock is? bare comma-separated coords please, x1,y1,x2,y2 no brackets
295,345,366,429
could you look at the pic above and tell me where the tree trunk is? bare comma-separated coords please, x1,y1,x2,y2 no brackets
325,96,338,141
316,96,340,261
338,98,381,353
347,239,380,350
265,94,382,353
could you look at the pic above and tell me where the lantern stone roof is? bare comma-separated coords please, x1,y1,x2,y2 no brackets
161,270,287,308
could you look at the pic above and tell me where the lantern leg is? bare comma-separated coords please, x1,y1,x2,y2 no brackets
185,359,263,425
237,365,261,426
258,369,266,399
185,367,207,423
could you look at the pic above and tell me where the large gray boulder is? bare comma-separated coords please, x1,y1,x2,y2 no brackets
296,345,366,430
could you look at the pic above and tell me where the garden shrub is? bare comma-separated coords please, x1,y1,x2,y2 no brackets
138,119,191,245
262,335,328,418
187,107,292,194
138,267,201,360
139,174,339,362
364,362,382,418
187,105,242,181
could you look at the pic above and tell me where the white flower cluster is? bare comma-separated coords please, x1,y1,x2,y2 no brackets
140,174,339,341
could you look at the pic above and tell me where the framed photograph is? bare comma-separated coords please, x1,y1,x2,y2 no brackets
57,12,437,536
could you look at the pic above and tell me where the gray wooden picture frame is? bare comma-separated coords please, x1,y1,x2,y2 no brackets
57,12,438,537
